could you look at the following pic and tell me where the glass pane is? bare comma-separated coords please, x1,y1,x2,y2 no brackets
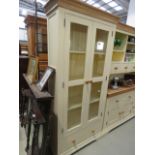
95,29,108,53
68,108,82,129
70,23,88,51
69,23,88,80
89,102,99,120
90,82,102,102
68,85,83,108
69,53,85,80
93,54,105,77
92,29,108,77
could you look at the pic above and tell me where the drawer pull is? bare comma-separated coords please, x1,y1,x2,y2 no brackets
124,66,128,69
114,67,118,70
115,100,119,103
92,130,95,134
119,111,124,115
72,140,76,145
85,80,93,84
128,96,132,99
133,66,135,69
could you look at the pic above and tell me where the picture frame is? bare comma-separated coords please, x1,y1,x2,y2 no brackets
36,66,55,91
26,56,38,84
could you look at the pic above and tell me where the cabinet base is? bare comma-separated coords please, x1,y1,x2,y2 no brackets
101,114,135,137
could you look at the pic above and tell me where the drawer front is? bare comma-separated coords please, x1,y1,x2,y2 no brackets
105,91,134,127
63,121,101,152
128,63,135,72
111,63,123,74
111,63,135,74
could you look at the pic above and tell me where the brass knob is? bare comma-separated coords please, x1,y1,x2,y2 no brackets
92,130,95,134
124,66,128,69
72,140,76,145
114,67,118,70
119,111,124,115
128,96,131,98
116,100,119,103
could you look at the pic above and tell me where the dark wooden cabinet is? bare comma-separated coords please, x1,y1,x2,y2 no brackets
25,15,48,72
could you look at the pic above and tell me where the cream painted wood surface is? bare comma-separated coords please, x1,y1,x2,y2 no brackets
111,62,135,74
46,3,135,155
103,91,135,130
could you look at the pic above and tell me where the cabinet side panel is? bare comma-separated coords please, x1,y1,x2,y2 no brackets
47,9,66,155
48,14,58,70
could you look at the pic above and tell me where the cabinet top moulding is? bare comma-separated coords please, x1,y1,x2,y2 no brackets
117,22,135,34
24,15,47,26
44,0,120,24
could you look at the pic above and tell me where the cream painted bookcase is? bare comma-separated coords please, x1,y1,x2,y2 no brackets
44,1,135,155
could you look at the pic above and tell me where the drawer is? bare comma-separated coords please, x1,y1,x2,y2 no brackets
128,63,135,72
105,91,134,127
63,122,101,152
111,63,135,74
111,63,123,74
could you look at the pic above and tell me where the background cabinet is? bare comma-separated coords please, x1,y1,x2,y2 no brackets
25,15,48,71
111,23,135,74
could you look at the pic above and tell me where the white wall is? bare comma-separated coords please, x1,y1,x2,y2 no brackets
126,0,135,27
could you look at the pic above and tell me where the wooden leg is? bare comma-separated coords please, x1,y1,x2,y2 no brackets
31,124,40,155
25,111,32,152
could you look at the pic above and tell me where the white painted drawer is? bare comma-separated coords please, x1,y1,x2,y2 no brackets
111,63,135,74
128,63,135,72
63,121,101,152
111,63,123,74
105,91,134,127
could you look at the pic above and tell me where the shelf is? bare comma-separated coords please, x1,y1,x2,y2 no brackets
126,52,135,54
68,104,82,111
128,42,135,45
94,52,105,55
70,51,86,54
113,50,125,53
90,98,100,104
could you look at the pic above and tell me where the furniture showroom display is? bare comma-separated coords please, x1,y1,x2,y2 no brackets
44,0,135,155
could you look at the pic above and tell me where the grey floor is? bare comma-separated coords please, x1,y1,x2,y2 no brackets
19,118,135,155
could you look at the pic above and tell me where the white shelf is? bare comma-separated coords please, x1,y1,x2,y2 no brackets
94,52,105,55
128,42,135,45
126,52,135,54
90,98,100,104
113,50,125,52
68,104,82,111
70,50,85,54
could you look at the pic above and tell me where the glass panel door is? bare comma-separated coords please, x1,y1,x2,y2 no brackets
87,25,111,126
88,82,102,120
92,29,108,77
67,85,83,129
69,23,87,81
65,16,91,132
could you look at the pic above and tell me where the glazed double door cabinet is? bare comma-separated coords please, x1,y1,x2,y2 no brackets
46,8,116,155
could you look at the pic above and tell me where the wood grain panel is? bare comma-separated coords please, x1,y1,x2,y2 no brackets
44,0,120,24
117,22,135,34
107,85,135,97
